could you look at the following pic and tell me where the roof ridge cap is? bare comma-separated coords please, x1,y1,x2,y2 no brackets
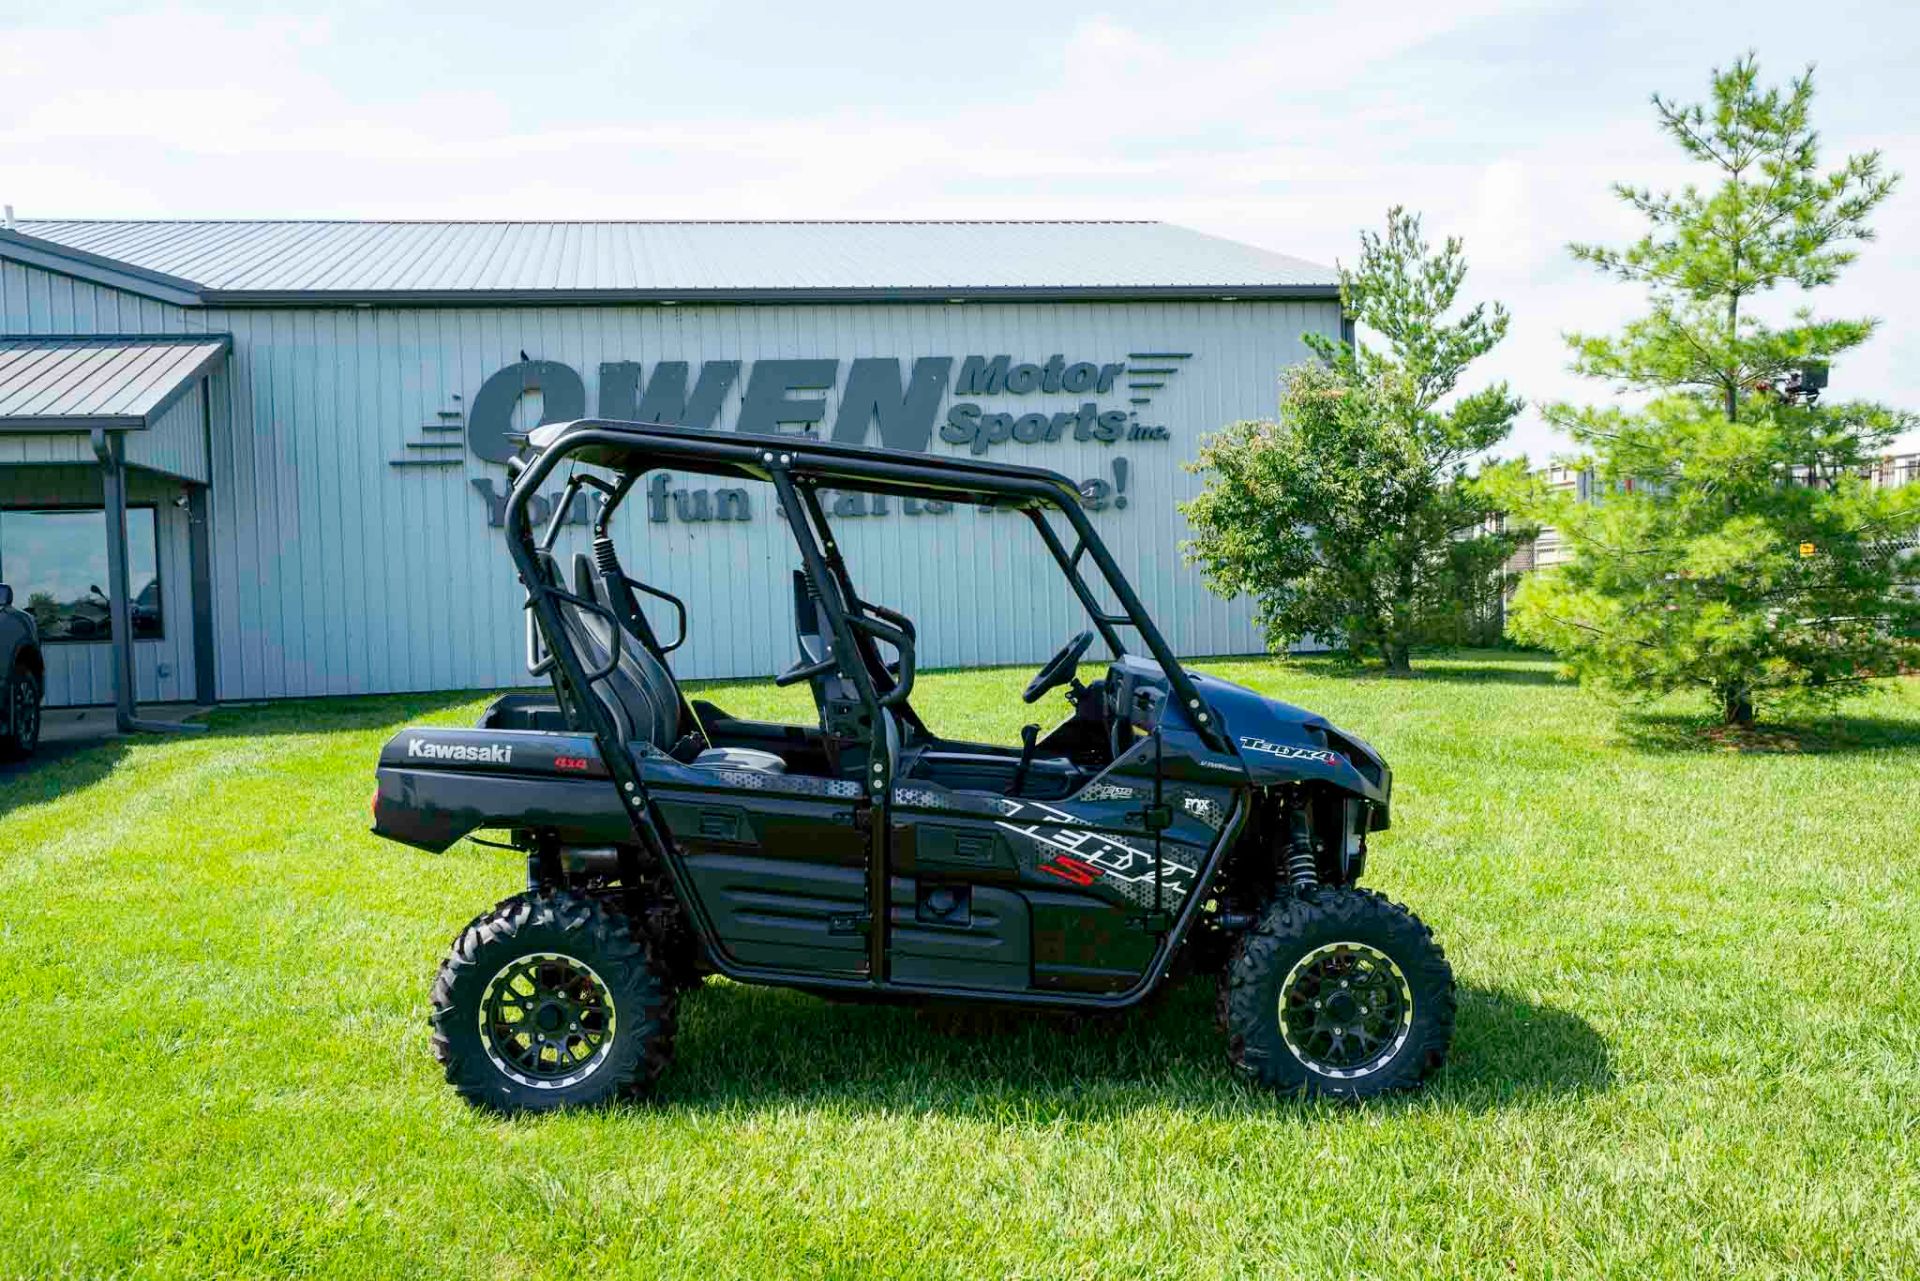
20,217,1168,227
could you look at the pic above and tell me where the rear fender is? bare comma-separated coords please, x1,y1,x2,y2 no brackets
11,642,44,681
371,727,631,852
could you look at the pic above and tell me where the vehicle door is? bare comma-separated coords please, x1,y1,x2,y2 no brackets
534,530,878,982
885,674,1241,996
622,564,876,982
639,749,874,978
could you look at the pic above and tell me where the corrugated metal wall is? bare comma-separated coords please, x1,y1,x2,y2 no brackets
0,464,196,706
0,432,94,467
3,260,1334,701
0,260,191,334
124,380,210,483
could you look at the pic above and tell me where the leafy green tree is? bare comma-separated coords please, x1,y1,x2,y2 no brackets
1181,208,1524,674
1504,56,1919,726
25,591,60,634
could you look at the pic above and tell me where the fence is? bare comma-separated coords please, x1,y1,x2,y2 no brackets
1507,453,1920,579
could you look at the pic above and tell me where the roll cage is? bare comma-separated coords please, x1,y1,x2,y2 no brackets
504,419,1227,755
493,419,1247,1008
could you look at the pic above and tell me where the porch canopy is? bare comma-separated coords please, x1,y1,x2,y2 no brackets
0,335,225,430
0,334,230,729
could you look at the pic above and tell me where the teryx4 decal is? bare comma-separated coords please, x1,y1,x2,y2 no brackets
996,800,1198,905
1238,736,1339,765
1036,855,1102,887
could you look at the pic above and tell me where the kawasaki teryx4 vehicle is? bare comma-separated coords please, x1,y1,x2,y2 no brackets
371,420,1455,1112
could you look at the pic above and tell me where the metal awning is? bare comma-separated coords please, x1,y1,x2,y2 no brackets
0,335,230,432
0,335,228,736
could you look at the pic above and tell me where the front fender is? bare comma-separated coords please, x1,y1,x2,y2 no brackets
1183,670,1392,827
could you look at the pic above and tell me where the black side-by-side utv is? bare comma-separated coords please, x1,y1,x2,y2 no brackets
371,420,1455,1112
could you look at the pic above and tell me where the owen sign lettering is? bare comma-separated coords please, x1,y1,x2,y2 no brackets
462,352,1182,526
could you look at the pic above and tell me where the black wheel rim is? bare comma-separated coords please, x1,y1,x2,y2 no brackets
478,952,616,1090
1278,940,1413,1079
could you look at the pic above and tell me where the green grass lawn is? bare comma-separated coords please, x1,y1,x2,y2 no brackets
3,651,1917,1279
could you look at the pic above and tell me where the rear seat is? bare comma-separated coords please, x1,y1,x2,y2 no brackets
690,746,789,772
537,551,784,773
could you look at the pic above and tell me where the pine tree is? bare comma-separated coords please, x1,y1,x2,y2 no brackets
1505,56,1919,725
1183,209,1523,673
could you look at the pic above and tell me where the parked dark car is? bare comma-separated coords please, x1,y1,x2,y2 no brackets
0,583,45,759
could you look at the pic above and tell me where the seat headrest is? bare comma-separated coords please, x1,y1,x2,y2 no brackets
573,552,598,601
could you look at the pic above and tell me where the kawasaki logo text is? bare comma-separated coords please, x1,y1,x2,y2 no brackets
407,739,513,765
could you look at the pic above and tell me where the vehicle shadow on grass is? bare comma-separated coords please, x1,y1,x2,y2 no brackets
1618,710,1920,756
652,977,1611,1119
0,737,127,820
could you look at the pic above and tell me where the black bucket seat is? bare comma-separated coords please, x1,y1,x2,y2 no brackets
534,551,784,773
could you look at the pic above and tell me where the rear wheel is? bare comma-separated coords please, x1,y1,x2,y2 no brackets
1,667,41,760
1222,888,1454,1098
430,891,676,1113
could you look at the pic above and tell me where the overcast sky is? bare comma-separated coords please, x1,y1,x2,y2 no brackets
3,0,1914,457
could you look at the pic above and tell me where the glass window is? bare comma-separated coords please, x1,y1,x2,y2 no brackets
0,507,163,643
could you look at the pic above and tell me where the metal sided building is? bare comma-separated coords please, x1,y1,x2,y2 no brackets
0,220,1341,712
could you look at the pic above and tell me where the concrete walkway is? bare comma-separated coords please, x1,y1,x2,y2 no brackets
41,703,211,746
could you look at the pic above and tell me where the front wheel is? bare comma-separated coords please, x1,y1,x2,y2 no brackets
1222,888,1454,1098
430,891,676,1113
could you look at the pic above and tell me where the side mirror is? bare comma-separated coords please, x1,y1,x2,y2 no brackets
0,584,12,609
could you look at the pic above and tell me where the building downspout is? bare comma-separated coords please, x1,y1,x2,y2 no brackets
189,373,218,706
90,427,205,735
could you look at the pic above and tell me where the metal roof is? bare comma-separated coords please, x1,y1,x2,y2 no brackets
0,335,231,431
2,220,1338,306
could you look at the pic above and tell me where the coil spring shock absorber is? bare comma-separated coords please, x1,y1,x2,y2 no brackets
593,533,620,575
1284,798,1318,890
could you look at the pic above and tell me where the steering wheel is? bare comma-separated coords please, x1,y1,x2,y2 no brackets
1022,630,1094,704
